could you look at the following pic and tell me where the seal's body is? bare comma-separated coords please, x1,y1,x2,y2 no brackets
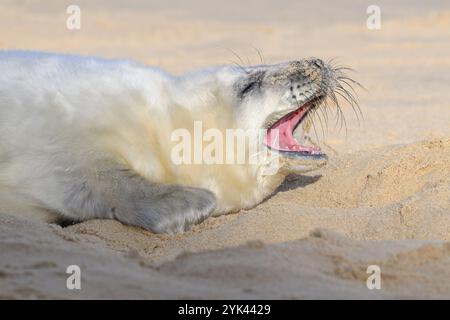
0,51,349,233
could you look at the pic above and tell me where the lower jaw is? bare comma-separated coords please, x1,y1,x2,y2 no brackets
265,146,328,161
277,149,327,160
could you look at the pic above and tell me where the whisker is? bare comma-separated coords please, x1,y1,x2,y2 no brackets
246,56,252,67
337,78,358,94
334,66,355,73
319,100,330,129
252,46,266,65
221,46,248,69
312,103,326,139
327,57,338,65
337,76,366,91
294,95,322,144
328,93,341,127
335,84,364,121
335,84,359,107
335,87,359,116
329,92,348,136
335,89,361,125
307,111,321,146
227,60,249,74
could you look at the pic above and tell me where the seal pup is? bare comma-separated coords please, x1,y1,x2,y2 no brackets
0,51,359,233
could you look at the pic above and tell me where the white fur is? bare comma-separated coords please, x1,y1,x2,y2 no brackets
0,51,290,221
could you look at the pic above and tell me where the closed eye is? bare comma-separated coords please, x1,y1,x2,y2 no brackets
238,70,265,99
241,81,257,96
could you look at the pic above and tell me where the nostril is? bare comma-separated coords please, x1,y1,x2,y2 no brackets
311,58,325,69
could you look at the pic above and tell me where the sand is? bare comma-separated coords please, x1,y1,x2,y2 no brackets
0,0,449,299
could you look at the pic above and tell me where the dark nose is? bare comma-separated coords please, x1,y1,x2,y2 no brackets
298,58,325,85
288,58,325,70
277,58,329,87
309,58,325,70
285,58,336,96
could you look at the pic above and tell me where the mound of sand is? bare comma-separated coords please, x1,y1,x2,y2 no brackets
61,139,450,262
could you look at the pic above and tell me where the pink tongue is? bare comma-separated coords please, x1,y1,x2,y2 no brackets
264,107,320,153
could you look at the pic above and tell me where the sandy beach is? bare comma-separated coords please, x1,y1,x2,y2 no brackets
0,0,449,299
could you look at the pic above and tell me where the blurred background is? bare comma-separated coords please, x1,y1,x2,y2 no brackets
1,0,449,152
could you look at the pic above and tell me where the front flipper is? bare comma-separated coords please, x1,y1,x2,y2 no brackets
55,162,217,234
130,185,217,234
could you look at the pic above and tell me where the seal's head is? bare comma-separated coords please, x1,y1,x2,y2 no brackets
232,58,359,174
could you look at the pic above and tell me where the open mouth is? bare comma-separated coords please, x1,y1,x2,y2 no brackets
264,102,325,158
